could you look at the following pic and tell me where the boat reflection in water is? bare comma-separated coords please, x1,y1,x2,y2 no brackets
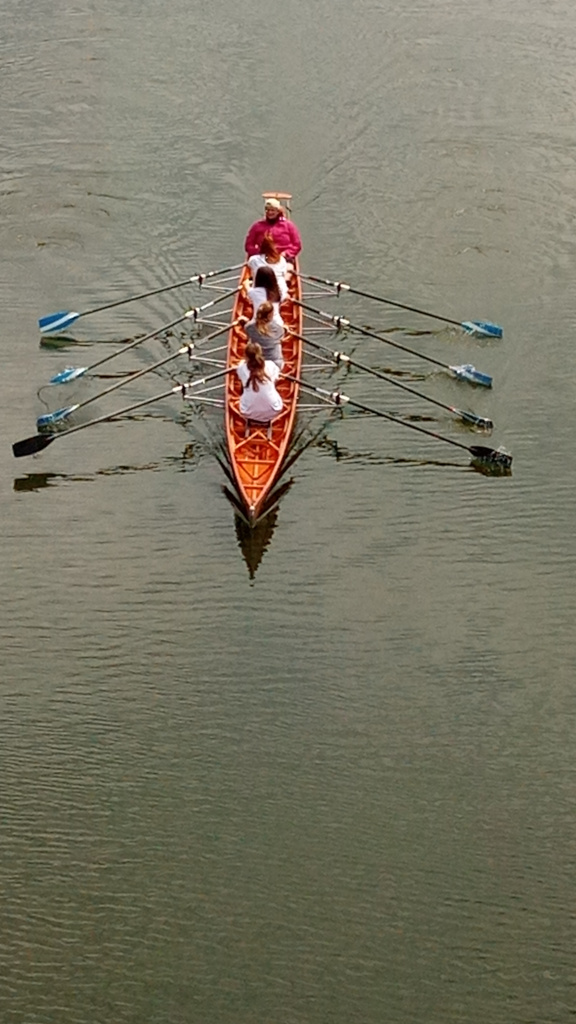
231,503,283,580
222,472,293,580
217,423,321,578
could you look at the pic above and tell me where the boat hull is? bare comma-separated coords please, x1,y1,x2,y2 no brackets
225,249,302,525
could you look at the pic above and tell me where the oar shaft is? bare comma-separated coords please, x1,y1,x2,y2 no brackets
338,394,471,451
285,374,472,454
62,322,235,416
15,367,237,457
48,368,236,441
185,287,239,320
297,301,451,370
299,274,461,327
85,312,189,374
75,286,239,376
291,331,478,421
62,264,244,319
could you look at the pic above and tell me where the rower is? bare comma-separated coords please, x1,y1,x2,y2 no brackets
247,234,291,291
242,302,284,369
244,197,302,264
236,340,284,426
244,265,285,319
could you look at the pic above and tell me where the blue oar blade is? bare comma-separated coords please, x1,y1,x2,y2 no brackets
450,364,493,388
461,320,503,338
458,410,494,430
49,366,87,385
37,405,79,429
39,311,80,334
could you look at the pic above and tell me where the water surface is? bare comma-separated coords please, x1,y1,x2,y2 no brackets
1,1,576,1021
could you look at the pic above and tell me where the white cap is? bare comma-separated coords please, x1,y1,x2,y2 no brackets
264,197,281,209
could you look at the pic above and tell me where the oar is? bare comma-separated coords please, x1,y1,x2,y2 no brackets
285,375,512,469
299,274,503,338
37,322,235,428
296,301,493,387
48,287,239,385
13,368,234,459
38,263,243,334
291,332,493,430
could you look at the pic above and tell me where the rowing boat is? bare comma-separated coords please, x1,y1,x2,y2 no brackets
16,200,511,524
224,192,302,525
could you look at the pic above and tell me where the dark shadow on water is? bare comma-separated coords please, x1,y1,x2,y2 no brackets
216,418,328,579
13,472,65,492
232,504,281,581
39,334,137,351
222,478,294,580
317,436,512,475
13,462,163,492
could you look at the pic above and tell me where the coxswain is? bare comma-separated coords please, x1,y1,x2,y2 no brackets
244,197,302,262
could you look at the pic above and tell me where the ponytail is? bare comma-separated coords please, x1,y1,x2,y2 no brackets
244,341,268,392
254,265,281,305
255,301,274,337
261,233,281,264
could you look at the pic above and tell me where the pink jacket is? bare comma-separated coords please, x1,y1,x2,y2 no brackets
244,215,302,260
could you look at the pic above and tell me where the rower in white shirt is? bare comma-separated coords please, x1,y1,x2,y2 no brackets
236,341,284,422
244,265,287,321
247,233,291,296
